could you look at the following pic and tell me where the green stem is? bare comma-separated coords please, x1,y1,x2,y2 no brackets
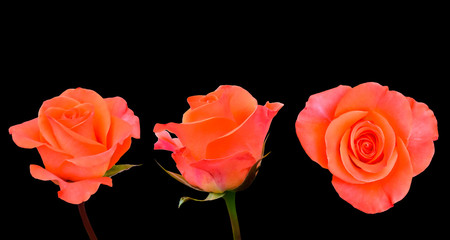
223,191,241,240
78,202,98,240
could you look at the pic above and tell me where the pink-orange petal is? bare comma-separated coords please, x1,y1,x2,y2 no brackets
105,97,140,139
296,85,351,169
206,102,283,160
183,85,258,125
335,82,388,117
183,93,232,123
154,117,238,160
406,97,438,176
58,177,112,204
332,137,413,214
61,88,111,145
335,82,412,143
108,137,132,169
191,151,257,192
38,95,80,147
57,145,116,181
45,103,97,141
107,115,132,148
9,118,44,149
29,164,113,204
374,88,412,143
325,110,368,184
46,114,107,157
171,148,220,192
37,144,72,175
154,130,183,152
227,85,258,124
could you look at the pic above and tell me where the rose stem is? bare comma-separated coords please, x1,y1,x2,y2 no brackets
223,191,241,240
78,202,98,240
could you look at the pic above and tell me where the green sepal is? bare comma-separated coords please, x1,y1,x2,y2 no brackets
104,164,141,177
178,192,226,208
155,160,204,192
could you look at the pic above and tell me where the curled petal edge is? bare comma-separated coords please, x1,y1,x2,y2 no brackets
29,164,112,204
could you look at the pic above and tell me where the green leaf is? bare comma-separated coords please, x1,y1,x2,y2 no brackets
104,164,141,177
155,160,204,192
178,192,226,208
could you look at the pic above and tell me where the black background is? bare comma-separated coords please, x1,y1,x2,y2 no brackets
4,5,448,240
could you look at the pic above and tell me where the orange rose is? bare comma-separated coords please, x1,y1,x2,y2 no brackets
296,82,438,213
9,88,140,204
154,85,283,193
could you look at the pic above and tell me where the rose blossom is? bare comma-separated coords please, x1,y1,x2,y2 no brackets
154,85,283,193
9,87,140,204
296,82,438,213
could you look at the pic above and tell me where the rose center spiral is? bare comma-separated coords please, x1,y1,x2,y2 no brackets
350,120,384,164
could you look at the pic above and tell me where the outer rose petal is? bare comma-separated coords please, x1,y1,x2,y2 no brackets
191,151,257,192
37,144,72,175
30,164,112,204
107,115,133,148
332,137,413,214
335,82,412,143
154,117,238,160
171,148,220,192
406,97,438,176
296,85,351,168
9,118,44,149
105,97,140,139
108,137,132,169
57,144,117,181
154,130,183,152
206,102,283,160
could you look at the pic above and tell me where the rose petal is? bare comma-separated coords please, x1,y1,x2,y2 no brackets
341,112,397,182
183,85,258,125
154,117,238,160
44,103,97,141
30,164,112,204
332,137,413,214
107,116,132,148
206,102,283,160
9,118,44,149
227,85,258,124
61,88,111,145
325,110,368,184
37,144,72,175
295,85,351,169
105,97,140,139
171,148,221,192
38,96,80,147
406,97,438,176
57,144,117,181
335,82,412,143
57,177,112,204
46,114,107,157
154,130,183,152
342,129,398,182
183,93,233,123
108,137,132,169
191,151,257,192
